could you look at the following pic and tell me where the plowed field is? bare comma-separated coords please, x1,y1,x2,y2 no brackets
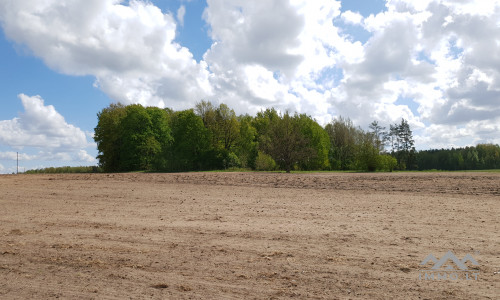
1,172,499,299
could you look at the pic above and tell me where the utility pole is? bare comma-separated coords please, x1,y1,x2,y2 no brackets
17,152,19,174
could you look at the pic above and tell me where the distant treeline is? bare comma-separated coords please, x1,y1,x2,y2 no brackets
25,166,102,174
93,102,499,173
417,144,500,171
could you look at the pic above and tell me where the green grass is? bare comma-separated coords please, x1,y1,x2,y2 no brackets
458,169,500,173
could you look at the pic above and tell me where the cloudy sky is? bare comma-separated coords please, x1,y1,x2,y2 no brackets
1,0,499,173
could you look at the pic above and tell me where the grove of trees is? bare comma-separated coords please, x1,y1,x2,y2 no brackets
93,102,499,173
417,144,500,171
25,166,102,174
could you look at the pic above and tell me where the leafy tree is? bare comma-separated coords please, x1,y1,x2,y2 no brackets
235,114,258,169
356,131,380,172
252,108,280,166
94,103,127,172
195,100,217,126
118,105,170,171
145,107,173,170
476,144,500,169
325,117,358,170
215,103,240,151
465,147,480,170
168,109,211,171
261,112,313,173
195,100,218,146
296,114,330,170
195,101,240,151
252,108,280,138
95,103,172,172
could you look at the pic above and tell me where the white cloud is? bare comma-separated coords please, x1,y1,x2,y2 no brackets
0,150,96,164
0,94,96,173
204,0,306,76
416,119,500,149
0,152,36,161
0,0,212,110
177,5,186,26
203,0,357,123
342,10,364,25
329,0,500,145
77,150,96,163
0,0,499,149
0,94,89,149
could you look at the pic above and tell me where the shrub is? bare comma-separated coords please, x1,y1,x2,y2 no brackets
224,152,241,169
379,155,397,172
255,151,277,171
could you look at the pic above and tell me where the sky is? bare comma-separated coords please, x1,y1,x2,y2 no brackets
1,0,500,173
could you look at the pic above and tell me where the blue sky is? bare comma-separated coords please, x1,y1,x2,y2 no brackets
1,0,499,173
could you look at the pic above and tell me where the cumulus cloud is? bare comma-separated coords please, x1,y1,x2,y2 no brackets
342,10,364,25
0,94,89,149
205,0,305,74
77,150,97,163
0,0,212,109
0,0,499,149
0,94,96,172
203,0,356,122
328,0,500,146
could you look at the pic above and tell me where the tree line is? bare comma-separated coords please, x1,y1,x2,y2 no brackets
93,102,498,173
417,144,500,171
25,166,102,174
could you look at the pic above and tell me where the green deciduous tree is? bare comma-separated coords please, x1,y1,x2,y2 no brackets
261,112,313,173
216,103,240,151
94,103,127,172
296,114,330,170
145,107,173,170
195,101,240,151
119,105,160,171
325,117,358,170
94,103,172,172
168,109,211,171
235,114,258,169
356,131,380,172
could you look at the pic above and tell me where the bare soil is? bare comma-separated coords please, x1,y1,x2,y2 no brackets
0,172,499,299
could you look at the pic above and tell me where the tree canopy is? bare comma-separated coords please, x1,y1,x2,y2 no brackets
94,101,499,172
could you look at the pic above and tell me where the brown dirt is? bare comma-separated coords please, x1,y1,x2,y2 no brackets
0,172,499,299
